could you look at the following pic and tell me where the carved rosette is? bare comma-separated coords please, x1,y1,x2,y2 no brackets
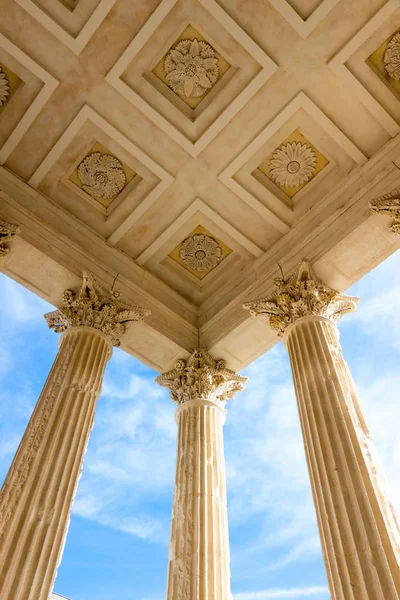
384,32,400,81
156,348,247,407
370,186,400,234
0,218,21,257
77,152,126,200
180,233,222,272
243,259,358,336
44,272,150,346
0,68,10,106
269,141,317,188
164,38,219,99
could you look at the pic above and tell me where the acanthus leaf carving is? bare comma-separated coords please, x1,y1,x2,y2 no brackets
370,186,400,234
0,218,21,257
44,272,150,346
243,259,358,336
155,348,247,407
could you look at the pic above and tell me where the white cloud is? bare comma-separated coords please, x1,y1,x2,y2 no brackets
225,346,320,570
0,276,52,324
70,367,176,544
233,586,329,599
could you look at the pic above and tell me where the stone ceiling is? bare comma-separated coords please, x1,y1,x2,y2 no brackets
1,0,400,371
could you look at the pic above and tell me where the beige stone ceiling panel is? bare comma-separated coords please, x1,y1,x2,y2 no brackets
268,0,340,38
220,92,367,230
329,0,400,137
14,0,117,54
1,0,400,371
0,33,58,164
126,197,262,304
105,0,278,156
28,105,174,240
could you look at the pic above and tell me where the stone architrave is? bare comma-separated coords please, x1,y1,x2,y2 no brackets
244,260,400,600
156,348,247,600
370,186,400,234
0,218,20,257
0,272,150,600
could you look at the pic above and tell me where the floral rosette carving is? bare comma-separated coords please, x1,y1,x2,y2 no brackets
384,32,400,81
269,141,317,188
370,186,400,234
0,68,10,106
164,38,219,99
243,260,359,336
44,272,150,346
180,234,222,272
77,152,126,199
156,348,247,407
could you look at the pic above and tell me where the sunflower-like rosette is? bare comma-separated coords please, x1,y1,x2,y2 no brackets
269,141,317,188
0,68,10,106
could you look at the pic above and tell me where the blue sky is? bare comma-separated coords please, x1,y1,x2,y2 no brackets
1,251,400,600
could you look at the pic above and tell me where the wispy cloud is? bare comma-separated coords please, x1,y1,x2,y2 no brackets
233,586,329,599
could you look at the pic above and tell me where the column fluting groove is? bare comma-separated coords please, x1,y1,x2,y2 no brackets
244,259,400,600
156,349,247,600
0,272,150,600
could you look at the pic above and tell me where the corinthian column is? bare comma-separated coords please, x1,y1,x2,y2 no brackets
0,272,150,600
156,349,247,600
244,260,400,600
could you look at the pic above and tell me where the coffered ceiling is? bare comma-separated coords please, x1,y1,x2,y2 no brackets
1,0,400,372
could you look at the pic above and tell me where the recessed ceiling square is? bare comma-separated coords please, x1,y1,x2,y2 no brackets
254,129,329,199
68,141,136,208
0,61,23,115
169,225,232,280
368,30,400,97
56,0,79,10
151,24,231,110
285,0,324,20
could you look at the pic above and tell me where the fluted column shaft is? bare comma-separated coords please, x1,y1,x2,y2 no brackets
0,326,111,600
168,399,230,600
0,272,149,600
285,315,400,600
156,348,247,600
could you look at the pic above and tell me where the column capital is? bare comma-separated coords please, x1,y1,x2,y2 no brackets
0,218,20,257
370,185,400,233
243,259,358,336
44,272,150,346
155,347,247,407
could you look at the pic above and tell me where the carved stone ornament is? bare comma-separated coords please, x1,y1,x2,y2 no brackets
155,348,247,407
269,141,317,188
77,152,126,199
0,68,10,106
164,39,219,99
0,218,21,257
370,186,400,233
243,259,359,336
384,32,400,81
180,234,222,272
44,272,150,346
